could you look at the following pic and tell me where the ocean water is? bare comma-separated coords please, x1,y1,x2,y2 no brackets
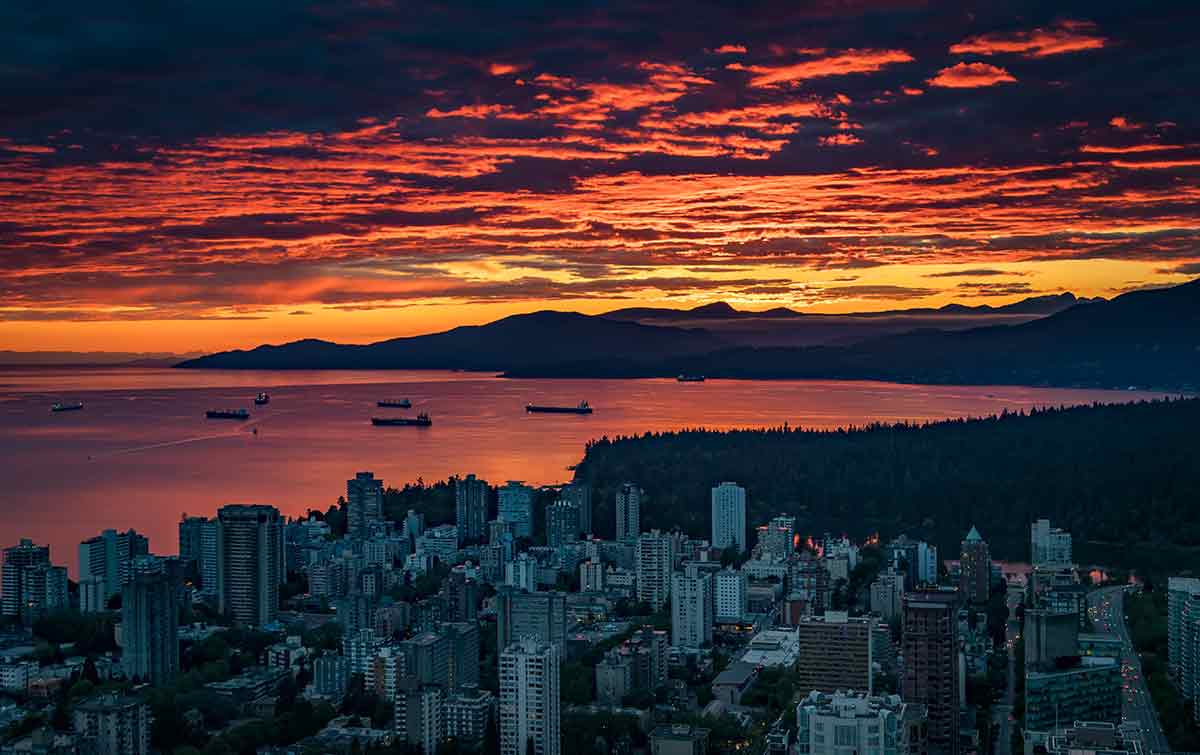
0,367,1168,575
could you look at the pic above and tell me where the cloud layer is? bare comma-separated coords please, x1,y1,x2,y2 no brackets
1,0,1198,341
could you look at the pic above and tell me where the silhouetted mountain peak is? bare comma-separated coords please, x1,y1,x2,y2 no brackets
688,301,739,316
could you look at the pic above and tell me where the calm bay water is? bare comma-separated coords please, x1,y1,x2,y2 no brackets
0,367,1169,576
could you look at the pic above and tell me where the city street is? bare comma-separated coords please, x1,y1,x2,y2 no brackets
1088,585,1171,753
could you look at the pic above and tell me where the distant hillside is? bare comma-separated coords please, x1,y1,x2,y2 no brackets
177,311,724,370
509,280,1200,389
600,292,1093,348
602,292,1087,322
573,397,1200,569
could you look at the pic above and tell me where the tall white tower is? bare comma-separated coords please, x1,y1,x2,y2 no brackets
499,638,561,755
711,482,747,553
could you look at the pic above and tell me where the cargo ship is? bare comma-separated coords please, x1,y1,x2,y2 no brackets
676,374,706,382
254,392,270,405
525,401,593,414
377,399,412,408
371,412,432,427
206,409,250,420
51,401,84,412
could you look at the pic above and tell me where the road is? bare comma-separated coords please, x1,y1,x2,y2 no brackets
1088,585,1171,753
992,587,1020,755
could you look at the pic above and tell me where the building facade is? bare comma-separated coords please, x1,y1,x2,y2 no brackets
636,531,675,610
710,482,747,553
121,571,179,686
671,567,714,649
616,483,642,541
497,482,535,539
958,526,991,605
901,588,960,755
215,504,284,627
499,639,561,755
455,474,489,542
347,472,384,539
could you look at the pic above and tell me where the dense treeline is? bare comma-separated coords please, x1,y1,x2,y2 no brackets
573,397,1200,566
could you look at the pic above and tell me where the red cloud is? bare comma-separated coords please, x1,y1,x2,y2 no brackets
488,62,528,76
713,44,746,54
950,20,1106,58
1109,116,1144,132
928,62,1016,89
819,133,863,147
727,49,913,88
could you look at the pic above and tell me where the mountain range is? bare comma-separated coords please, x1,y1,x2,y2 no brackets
178,282,1200,390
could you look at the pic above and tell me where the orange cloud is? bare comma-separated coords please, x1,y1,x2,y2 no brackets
488,62,527,76
1109,116,1144,132
714,44,746,54
1080,143,1184,154
928,62,1016,89
727,49,914,88
950,20,1106,58
819,133,863,147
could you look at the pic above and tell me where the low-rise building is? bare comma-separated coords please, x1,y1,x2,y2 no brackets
711,662,758,705
740,628,800,667
72,694,152,755
650,723,709,755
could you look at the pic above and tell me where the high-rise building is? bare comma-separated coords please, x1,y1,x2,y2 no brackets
870,568,905,622
504,553,538,593
1025,657,1121,732
443,622,481,689
178,516,218,595
795,690,928,755
344,628,385,682
886,535,939,590
616,483,642,541
580,560,606,592
401,631,451,690
72,694,152,755
710,482,747,553
959,526,991,605
1025,609,1079,669
499,638,560,755
560,483,592,536
595,650,634,704
314,655,350,702
121,571,179,686
636,531,675,610
497,482,535,539
455,474,489,542
714,568,747,623
78,529,149,605
757,515,795,560
902,587,960,755
394,677,444,754
544,500,580,549
18,563,68,625
445,684,493,748
496,588,566,651
215,504,284,627
1168,577,1200,705
671,566,714,649
794,612,875,693
2,539,49,619
444,569,479,622
347,472,384,539
1031,519,1073,566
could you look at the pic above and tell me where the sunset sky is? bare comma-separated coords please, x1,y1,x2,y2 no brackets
2,1,1198,352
